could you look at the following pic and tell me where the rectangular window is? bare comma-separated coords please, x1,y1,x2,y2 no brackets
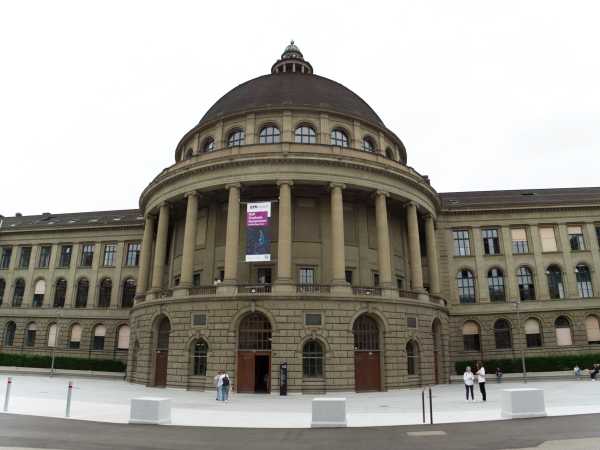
299,267,315,285
38,245,51,268
373,272,380,286
192,313,207,326
482,229,500,255
463,335,480,352
596,226,600,249
58,245,72,268
218,269,225,282
407,317,417,328
0,247,12,269
540,227,558,252
568,225,585,251
192,272,201,287
453,230,471,256
511,228,529,254
345,270,353,285
103,244,117,267
18,247,31,269
257,267,272,284
80,244,94,267
305,313,322,326
125,242,141,267
396,278,403,289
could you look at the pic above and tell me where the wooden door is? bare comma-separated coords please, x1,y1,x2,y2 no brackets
433,350,439,384
237,351,255,393
355,351,381,392
154,350,168,386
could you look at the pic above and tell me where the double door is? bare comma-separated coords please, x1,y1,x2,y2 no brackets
354,351,381,392
237,351,271,393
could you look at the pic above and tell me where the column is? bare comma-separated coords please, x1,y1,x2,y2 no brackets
136,215,155,299
425,214,441,295
330,183,350,294
406,202,424,292
150,203,170,293
222,184,241,288
374,191,393,289
177,191,199,294
274,180,293,292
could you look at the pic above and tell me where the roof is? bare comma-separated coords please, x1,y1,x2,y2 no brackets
440,187,600,210
198,73,386,128
0,209,144,232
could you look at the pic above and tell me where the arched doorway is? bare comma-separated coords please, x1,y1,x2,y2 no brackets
353,314,381,392
237,312,272,393
154,316,170,386
432,319,443,384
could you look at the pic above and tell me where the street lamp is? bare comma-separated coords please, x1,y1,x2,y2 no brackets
511,299,527,383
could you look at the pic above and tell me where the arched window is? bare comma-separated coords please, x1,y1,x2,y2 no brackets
576,264,593,298
69,323,82,349
75,278,89,308
238,313,271,350
457,270,475,304
4,321,16,346
546,265,565,299
258,126,281,144
353,315,379,350
494,319,512,349
47,323,58,348
33,279,46,307
385,147,395,160
555,316,573,346
54,278,67,307
517,266,535,301
294,125,316,144
202,137,215,153
487,268,505,302
116,325,130,350
121,278,136,308
157,317,171,350
12,279,25,307
462,321,480,351
184,148,194,160
302,340,324,377
98,278,112,307
330,129,349,147
227,129,245,147
192,339,208,376
362,136,375,152
93,324,106,350
25,322,37,347
406,340,419,375
525,318,542,347
0,279,5,306
585,316,600,344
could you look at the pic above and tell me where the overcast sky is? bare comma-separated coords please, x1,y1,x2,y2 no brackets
1,1,599,216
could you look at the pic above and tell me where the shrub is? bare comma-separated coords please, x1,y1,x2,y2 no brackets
455,353,600,375
0,353,125,372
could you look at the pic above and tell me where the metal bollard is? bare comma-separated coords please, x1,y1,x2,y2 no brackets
3,377,12,412
428,387,433,425
421,389,425,423
65,380,73,418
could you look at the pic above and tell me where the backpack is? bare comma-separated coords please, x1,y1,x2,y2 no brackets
222,375,230,387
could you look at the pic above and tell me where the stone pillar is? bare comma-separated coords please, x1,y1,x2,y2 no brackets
374,191,393,292
330,183,351,295
136,215,155,300
274,180,293,293
425,214,441,295
220,183,241,294
406,202,424,292
150,203,170,294
176,191,199,296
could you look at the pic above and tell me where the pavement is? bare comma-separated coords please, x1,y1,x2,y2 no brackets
2,373,600,428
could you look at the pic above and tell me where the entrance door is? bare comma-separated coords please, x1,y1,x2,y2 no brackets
154,350,168,386
354,351,381,392
237,351,255,393
254,354,271,393
237,351,271,393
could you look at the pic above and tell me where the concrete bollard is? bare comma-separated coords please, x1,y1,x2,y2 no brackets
3,377,12,412
501,388,547,419
65,380,73,418
311,397,347,428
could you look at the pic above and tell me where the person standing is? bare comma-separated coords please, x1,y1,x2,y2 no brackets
214,370,224,401
476,362,487,402
221,371,230,402
574,364,581,380
463,366,475,400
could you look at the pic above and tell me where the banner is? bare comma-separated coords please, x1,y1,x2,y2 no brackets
245,201,271,262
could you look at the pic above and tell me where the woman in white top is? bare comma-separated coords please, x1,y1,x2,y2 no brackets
463,366,475,400
476,362,487,401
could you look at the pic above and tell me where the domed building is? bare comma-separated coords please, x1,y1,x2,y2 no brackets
2,42,600,393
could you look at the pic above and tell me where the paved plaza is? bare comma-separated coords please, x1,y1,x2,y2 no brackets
1,374,600,428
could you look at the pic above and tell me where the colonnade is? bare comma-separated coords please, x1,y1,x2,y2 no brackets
135,183,441,299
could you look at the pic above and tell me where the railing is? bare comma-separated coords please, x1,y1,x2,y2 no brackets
352,286,382,296
238,284,272,294
398,289,420,300
189,286,217,296
296,284,331,294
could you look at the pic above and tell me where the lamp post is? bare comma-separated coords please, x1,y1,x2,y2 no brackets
512,299,527,383
50,309,62,377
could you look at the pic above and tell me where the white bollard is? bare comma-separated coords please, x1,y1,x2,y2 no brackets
65,380,73,418
129,397,172,425
311,397,347,428
501,388,547,419
3,377,12,412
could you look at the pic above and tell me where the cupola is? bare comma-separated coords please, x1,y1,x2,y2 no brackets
271,41,313,75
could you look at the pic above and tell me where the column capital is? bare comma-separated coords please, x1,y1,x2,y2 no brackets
276,180,294,188
375,190,389,198
405,201,418,210
184,190,199,199
159,201,170,209
424,212,435,221
225,182,241,190
329,182,346,190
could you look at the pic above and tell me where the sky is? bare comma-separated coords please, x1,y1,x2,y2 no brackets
1,1,599,216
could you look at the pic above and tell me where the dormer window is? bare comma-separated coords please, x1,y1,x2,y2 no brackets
227,129,245,147
330,129,349,147
294,125,316,144
202,137,215,153
362,137,375,152
259,126,281,144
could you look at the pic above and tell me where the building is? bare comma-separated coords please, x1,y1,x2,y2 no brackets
1,42,600,393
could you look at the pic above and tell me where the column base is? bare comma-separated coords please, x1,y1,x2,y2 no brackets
382,287,399,298
330,282,352,296
216,284,238,296
172,286,190,298
272,282,295,295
